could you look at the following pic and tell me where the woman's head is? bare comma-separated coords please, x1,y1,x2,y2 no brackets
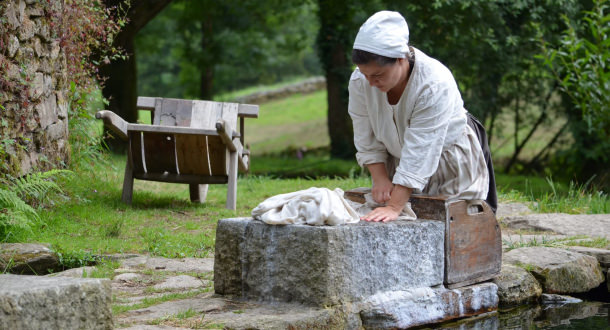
352,11,409,61
352,11,411,92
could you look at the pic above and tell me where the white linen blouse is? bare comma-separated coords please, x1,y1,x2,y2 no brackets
348,47,489,200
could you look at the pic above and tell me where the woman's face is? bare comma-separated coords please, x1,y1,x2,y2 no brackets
357,59,406,93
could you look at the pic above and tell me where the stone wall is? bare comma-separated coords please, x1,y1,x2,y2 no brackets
1,0,69,176
233,76,326,105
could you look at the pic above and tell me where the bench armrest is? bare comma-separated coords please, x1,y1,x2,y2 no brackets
95,110,129,141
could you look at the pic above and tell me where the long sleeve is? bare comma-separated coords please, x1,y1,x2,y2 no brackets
392,80,458,190
348,76,389,167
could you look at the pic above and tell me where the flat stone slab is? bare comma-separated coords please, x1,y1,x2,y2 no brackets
152,275,208,290
496,202,534,219
0,243,59,274
119,256,214,273
214,217,444,306
566,246,610,269
503,213,610,239
359,282,498,328
119,292,346,329
0,274,112,330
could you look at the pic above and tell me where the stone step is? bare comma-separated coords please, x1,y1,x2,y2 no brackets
0,274,112,330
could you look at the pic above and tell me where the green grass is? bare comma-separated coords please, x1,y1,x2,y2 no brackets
247,90,328,155
4,153,371,260
112,289,210,315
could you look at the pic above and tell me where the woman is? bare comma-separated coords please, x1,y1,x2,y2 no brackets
348,11,496,222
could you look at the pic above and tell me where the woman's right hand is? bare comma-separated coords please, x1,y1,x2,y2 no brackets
372,177,394,204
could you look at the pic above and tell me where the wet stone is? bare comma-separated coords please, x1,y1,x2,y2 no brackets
504,247,604,294
493,263,542,306
359,283,499,329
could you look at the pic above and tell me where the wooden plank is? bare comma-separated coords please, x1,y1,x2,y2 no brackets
192,100,223,129
221,102,239,133
133,173,228,184
152,97,164,125
189,184,208,203
143,132,177,174
238,104,259,118
175,134,211,175
137,96,156,110
127,124,219,136
175,99,194,127
226,150,238,210
157,98,180,126
216,120,237,152
122,152,134,204
96,110,128,140
445,200,502,286
129,131,145,174
207,135,228,176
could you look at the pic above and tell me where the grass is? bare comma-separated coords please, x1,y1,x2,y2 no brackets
503,235,596,251
112,288,210,314
4,152,371,260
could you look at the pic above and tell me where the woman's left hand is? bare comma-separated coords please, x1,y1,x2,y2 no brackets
361,205,401,222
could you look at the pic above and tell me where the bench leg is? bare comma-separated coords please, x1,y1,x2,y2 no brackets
121,158,134,204
226,151,238,210
190,184,208,203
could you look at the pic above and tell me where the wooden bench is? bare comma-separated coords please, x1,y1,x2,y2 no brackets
96,97,259,210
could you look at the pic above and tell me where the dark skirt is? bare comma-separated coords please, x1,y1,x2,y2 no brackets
466,112,498,213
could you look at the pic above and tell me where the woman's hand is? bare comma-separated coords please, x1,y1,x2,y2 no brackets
361,205,401,222
366,163,393,203
372,178,394,203
361,184,413,223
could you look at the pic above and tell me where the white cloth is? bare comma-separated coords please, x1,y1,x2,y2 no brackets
353,11,409,59
348,47,489,201
252,187,360,226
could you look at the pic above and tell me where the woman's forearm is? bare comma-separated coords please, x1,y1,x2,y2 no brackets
387,184,412,211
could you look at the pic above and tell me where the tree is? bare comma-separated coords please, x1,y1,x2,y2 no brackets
538,0,610,186
135,0,320,100
99,0,173,151
316,0,383,159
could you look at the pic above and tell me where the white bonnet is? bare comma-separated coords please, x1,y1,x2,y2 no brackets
353,11,409,59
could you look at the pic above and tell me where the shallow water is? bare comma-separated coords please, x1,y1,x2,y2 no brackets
432,301,610,329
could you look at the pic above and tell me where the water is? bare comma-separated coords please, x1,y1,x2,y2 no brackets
430,301,610,329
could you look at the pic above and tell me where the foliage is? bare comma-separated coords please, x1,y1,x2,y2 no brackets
136,0,321,99
46,0,127,92
537,0,610,185
0,169,72,240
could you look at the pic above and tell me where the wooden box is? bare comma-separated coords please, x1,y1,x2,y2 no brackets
344,188,502,288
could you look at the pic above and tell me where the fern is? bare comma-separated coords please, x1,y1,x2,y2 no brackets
0,169,73,239
0,187,38,235
5,169,73,208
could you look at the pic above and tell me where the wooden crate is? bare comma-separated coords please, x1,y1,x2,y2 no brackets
344,188,502,288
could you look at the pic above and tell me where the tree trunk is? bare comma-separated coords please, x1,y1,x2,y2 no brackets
316,0,357,159
100,0,173,152
99,35,137,152
200,20,214,100
325,43,355,159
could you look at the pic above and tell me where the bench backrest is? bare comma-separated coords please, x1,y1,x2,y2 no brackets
128,97,257,179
